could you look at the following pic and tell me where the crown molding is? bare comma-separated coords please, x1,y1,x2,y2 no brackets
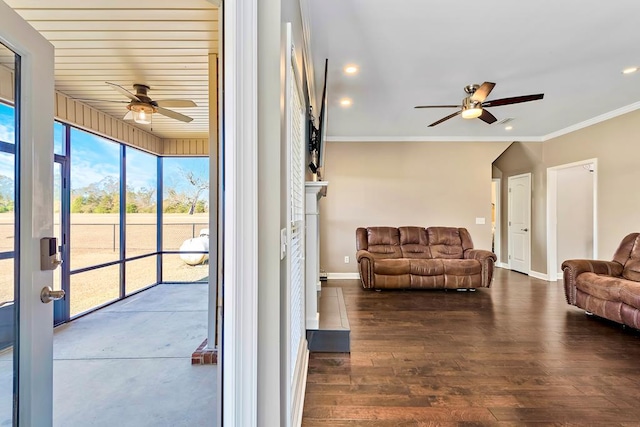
326,135,543,143
541,101,640,141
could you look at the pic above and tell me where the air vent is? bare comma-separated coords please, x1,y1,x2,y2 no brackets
496,117,514,125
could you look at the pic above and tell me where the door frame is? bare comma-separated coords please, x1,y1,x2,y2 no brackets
546,158,598,282
0,2,55,425
491,178,501,267
507,173,531,274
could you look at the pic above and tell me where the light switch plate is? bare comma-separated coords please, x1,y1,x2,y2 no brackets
475,217,486,225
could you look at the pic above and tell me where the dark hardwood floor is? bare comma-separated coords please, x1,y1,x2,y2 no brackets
302,268,640,426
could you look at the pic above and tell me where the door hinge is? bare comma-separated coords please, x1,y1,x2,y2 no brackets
508,255,511,259
509,188,512,193
509,221,511,226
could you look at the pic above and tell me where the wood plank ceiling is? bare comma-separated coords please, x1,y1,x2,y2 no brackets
5,0,218,140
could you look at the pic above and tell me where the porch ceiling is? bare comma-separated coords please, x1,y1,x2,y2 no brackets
5,0,218,140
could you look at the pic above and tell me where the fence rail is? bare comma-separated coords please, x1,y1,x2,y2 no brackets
68,222,209,251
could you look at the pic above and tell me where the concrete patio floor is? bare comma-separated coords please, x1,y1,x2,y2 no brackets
1,282,217,427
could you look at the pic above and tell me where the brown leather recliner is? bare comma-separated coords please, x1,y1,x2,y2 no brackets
563,232,640,329
356,226,496,290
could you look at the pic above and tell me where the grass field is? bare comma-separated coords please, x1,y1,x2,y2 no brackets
0,212,210,315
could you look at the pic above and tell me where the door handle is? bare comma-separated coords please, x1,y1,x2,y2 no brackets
521,228,529,232
40,286,65,303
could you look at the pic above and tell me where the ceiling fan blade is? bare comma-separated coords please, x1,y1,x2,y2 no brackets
428,110,461,127
483,93,544,108
156,99,197,108
478,109,497,124
415,104,460,109
106,81,140,102
156,106,194,123
71,98,129,104
470,82,496,103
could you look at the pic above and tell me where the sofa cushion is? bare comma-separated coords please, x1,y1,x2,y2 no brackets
441,259,482,275
399,226,431,259
373,258,410,275
575,272,625,302
366,226,402,259
619,280,640,310
612,232,640,268
409,259,444,276
623,259,640,282
427,227,464,259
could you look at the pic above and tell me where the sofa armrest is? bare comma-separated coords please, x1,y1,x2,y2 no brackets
463,249,496,288
356,250,375,289
562,259,624,304
464,249,497,262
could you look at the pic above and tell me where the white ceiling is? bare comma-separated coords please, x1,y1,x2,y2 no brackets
6,0,218,140
306,0,640,141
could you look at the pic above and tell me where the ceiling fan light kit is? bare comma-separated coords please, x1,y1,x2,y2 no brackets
461,98,482,119
415,81,544,127
127,101,156,124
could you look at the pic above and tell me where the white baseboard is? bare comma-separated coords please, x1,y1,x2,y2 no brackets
496,262,509,269
291,340,309,427
529,270,550,281
326,272,360,280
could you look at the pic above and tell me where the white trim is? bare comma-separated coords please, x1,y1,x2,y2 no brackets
546,158,598,282
327,135,543,143
325,102,640,143
529,270,550,281
496,262,510,269
222,0,258,425
0,3,55,425
492,178,501,266
326,272,360,280
542,102,640,141
291,340,309,427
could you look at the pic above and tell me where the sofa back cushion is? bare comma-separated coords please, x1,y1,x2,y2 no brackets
399,226,432,259
359,226,402,259
427,227,474,259
618,233,640,281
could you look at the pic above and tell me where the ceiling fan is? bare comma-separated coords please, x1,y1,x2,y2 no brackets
103,82,197,124
415,82,544,127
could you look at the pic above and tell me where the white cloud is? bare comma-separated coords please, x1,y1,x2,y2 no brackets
0,123,14,144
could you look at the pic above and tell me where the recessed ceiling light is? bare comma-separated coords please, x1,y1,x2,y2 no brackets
344,65,358,74
340,98,352,107
505,125,513,131
622,67,638,74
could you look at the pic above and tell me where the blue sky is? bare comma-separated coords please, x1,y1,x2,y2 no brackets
1,102,208,201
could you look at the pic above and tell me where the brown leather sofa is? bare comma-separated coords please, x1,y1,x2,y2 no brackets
356,226,496,290
563,232,640,329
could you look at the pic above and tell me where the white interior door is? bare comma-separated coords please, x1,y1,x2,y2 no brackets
0,3,55,425
508,173,531,274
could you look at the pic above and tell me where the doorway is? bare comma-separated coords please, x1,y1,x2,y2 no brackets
546,159,597,282
508,173,531,274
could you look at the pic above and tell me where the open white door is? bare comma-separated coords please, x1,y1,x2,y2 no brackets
508,173,531,275
0,2,55,425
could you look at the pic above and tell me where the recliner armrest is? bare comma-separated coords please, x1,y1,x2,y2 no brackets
561,259,624,304
356,250,375,289
464,249,497,262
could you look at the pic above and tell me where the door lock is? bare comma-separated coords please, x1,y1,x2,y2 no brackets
40,286,65,304
522,228,529,232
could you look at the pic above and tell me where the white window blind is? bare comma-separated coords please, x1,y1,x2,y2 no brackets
289,62,306,384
